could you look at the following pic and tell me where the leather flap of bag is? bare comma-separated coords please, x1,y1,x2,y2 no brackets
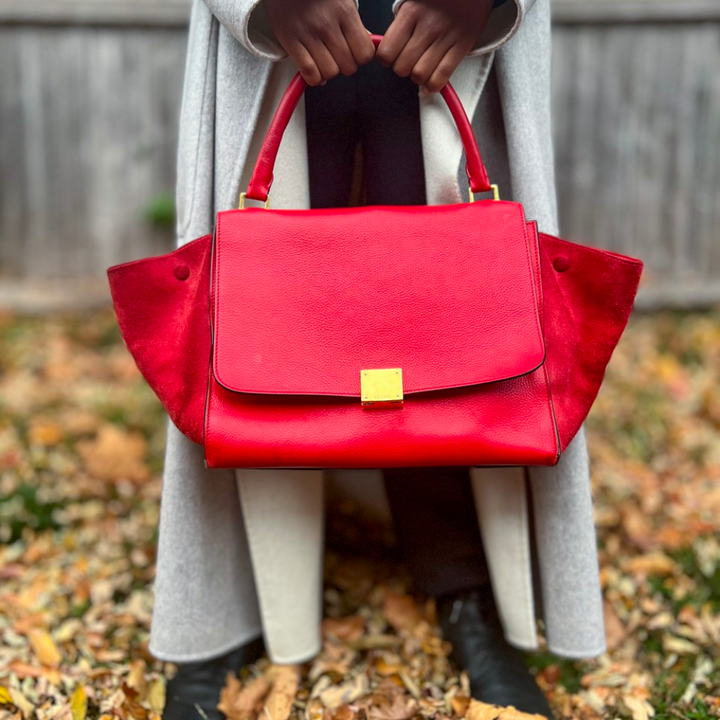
212,201,544,397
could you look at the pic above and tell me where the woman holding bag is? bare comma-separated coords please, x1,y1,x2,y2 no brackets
149,0,609,717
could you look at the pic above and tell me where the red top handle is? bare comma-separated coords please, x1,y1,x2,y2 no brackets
244,35,493,203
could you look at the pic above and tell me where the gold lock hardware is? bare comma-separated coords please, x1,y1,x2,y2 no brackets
361,368,404,408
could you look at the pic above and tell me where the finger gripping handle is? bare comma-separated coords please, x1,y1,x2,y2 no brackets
244,34,492,203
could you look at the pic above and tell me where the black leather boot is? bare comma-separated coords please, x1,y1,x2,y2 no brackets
163,637,265,720
437,590,554,718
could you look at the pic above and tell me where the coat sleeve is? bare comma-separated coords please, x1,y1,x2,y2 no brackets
200,0,284,60
391,0,541,57
201,0,359,62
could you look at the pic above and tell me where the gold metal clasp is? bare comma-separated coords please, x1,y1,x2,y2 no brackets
239,192,271,209
468,184,500,203
361,368,404,409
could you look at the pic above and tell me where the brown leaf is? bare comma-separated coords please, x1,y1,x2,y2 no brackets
77,424,149,483
465,700,548,720
124,697,149,720
623,553,677,578
323,616,365,643
219,673,271,720
367,695,419,720
603,601,627,652
451,696,471,717
265,665,300,720
465,700,502,720
498,710,549,720
332,706,358,720
383,592,424,633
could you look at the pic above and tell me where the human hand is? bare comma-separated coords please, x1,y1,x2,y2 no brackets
262,0,376,86
376,0,494,94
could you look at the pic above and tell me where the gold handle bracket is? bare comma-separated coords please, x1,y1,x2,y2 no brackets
239,192,271,209
468,184,500,203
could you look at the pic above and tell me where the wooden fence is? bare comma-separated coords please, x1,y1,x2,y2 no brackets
552,0,720,307
1,0,719,309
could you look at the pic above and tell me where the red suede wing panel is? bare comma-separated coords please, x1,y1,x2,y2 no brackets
107,235,212,445
538,233,643,451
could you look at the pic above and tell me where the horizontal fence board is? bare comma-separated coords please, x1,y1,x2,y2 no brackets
3,0,720,26
553,0,720,23
0,0,192,26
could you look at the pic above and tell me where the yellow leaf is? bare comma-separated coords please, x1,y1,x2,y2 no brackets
127,660,147,698
28,628,62,667
71,685,88,720
147,678,166,714
0,687,12,704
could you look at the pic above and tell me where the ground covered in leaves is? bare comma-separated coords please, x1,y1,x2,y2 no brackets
0,308,718,720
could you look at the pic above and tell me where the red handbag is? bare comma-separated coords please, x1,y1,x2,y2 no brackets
107,61,643,470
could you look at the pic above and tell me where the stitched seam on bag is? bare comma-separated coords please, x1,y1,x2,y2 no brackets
516,204,545,370
212,213,224,392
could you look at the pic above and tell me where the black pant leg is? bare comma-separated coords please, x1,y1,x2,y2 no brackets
305,74,359,208
382,468,492,597
357,1,426,206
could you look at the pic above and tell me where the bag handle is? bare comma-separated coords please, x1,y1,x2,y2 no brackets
242,34,495,206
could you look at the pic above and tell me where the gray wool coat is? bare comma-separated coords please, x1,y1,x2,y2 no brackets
148,0,608,665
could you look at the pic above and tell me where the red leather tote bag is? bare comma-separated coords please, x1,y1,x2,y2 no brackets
107,60,643,470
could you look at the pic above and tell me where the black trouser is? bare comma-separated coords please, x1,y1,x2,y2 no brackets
305,0,491,598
